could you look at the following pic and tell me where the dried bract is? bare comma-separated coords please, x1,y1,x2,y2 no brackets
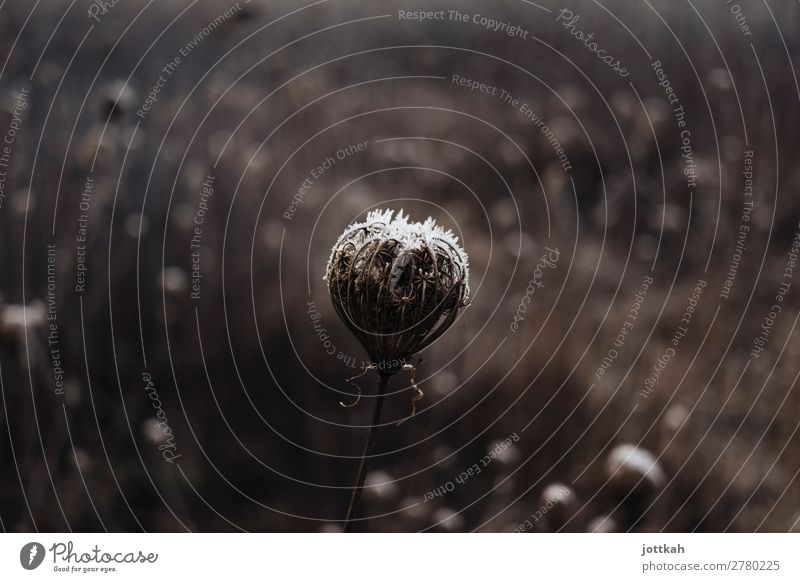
325,209,469,373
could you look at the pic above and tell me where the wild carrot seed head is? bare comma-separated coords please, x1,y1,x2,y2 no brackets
324,209,469,373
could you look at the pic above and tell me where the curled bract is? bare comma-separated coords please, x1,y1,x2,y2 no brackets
324,209,469,373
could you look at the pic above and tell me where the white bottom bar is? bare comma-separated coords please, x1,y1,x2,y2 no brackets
1,533,797,581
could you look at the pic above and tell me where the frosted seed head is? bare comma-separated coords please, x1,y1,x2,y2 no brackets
606,443,666,494
431,507,465,532
363,470,399,500
538,483,578,531
325,209,469,371
587,514,617,533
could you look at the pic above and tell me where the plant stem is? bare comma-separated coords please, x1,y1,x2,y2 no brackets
343,372,390,532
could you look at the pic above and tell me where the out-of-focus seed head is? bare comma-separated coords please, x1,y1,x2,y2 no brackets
0,302,46,369
0,302,45,341
587,514,617,533
99,80,137,122
325,209,469,373
142,418,168,445
487,438,520,465
431,507,465,532
605,443,666,495
64,379,82,408
363,470,399,501
538,483,578,531
70,447,92,472
161,267,188,297
663,404,688,432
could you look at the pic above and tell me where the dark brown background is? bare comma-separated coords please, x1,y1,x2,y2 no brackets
0,0,799,532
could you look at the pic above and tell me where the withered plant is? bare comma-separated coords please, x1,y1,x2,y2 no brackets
325,209,469,531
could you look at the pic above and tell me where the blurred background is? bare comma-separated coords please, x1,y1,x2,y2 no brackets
0,0,799,532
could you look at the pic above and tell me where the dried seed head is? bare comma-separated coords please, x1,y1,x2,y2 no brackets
587,514,617,533
401,496,429,521
363,470,399,501
663,404,688,432
98,80,137,122
70,447,92,472
325,209,469,373
0,302,46,341
431,507,465,532
161,267,188,297
538,483,578,531
605,443,666,495
0,302,46,370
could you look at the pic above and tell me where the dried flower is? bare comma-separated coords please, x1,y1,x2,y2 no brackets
538,483,579,531
0,302,46,369
587,514,617,533
98,80,137,122
431,507,466,532
606,443,666,494
363,470,399,501
327,209,470,532
325,209,469,373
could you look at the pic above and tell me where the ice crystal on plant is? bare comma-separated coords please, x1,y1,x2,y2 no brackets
324,209,470,370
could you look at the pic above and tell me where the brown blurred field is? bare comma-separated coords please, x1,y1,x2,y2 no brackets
1,0,799,532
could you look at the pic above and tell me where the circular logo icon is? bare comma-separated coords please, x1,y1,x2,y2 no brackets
20,542,45,570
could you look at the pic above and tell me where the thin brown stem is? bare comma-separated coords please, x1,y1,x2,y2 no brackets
343,372,390,532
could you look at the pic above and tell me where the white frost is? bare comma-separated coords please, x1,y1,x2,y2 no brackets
324,209,470,297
